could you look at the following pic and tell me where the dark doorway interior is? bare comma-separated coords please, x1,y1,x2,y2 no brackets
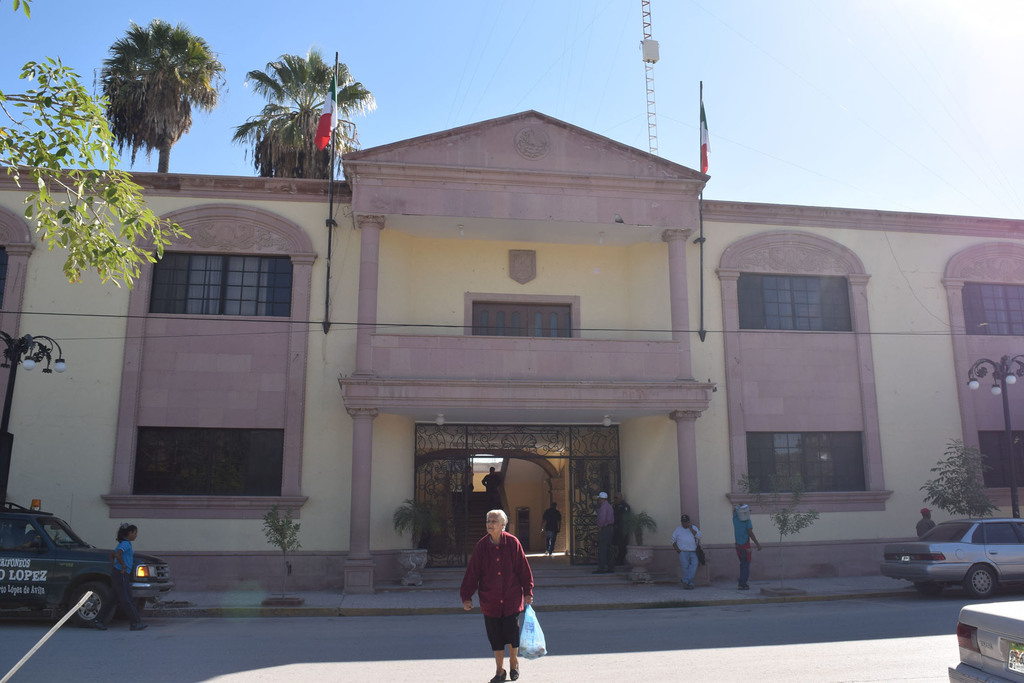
413,424,620,567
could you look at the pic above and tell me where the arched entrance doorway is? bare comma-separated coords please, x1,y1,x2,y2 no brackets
414,424,621,567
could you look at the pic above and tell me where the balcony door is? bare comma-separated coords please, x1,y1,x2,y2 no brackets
472,302,571,337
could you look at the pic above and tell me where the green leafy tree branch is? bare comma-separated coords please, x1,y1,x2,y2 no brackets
2,6,185,286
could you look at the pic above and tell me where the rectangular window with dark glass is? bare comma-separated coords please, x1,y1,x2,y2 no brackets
150,253,292,317
746,431,865,492
977,431,1024,488
963,283,1024,336
133,427,284,495
472,302,572,337
738,274,851,331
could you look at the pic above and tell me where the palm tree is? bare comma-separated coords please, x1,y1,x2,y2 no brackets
100,19,225,173
233,49,375,178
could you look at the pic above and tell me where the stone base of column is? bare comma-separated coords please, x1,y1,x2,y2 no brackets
343,557,376,594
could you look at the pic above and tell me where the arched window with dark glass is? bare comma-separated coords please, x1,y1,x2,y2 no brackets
150,252,292,317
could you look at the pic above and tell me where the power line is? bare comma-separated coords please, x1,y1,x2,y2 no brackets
7,307,995,343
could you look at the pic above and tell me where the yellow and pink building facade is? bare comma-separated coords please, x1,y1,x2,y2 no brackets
0,111,1021,591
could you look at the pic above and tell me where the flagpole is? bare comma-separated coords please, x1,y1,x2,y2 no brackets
322,52,339,335
697,81,707,343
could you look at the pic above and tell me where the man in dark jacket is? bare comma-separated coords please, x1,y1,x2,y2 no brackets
612,492,631,565
541,501,561,556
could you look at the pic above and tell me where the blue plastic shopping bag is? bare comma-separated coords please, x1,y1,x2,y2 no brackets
519,604,547,659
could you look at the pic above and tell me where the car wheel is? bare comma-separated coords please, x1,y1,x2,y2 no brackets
913,581,944,596
963,564,998,599
69,581,112,628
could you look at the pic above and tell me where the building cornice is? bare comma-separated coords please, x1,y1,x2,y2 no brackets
703,200,1024,238
0,171,351,203
342,158,703,197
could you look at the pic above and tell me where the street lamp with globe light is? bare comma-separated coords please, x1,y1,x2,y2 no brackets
0,332,67,503
967,354,1024,518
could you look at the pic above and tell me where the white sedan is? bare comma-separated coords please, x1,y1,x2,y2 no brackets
951,601,1024,682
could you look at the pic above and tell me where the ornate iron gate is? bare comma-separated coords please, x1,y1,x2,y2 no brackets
414,424,620,567
567,428,620,565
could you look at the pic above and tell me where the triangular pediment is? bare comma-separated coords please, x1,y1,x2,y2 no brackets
342,111,705,242
344,110,706,182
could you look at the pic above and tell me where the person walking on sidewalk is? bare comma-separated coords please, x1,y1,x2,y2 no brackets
671,514,702,589
92,522,147,631
541,501,561,556
732,504,761,590
461,509,534,683
482,467,503,509
593,492,615,573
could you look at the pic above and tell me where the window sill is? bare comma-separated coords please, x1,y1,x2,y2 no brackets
101,495,308,519
727,490,892,513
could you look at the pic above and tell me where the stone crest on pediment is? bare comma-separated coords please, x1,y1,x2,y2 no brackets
513,127,550,160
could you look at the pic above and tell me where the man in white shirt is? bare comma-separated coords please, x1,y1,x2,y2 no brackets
671,514,702,589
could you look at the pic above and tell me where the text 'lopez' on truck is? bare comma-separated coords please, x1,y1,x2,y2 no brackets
0,502,173,627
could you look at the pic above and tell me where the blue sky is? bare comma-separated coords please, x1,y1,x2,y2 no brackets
5,0,1024,219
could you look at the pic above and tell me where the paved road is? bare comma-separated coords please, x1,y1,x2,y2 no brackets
0,594,972,682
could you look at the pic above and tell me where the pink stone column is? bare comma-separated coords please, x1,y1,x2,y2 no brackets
670,410,701,526
344,406,378,593
662,229,693,378
354,215,385,376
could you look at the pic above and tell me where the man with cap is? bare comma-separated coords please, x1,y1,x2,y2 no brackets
917,508,936,538
671,514,702,589
593,492,615,573
732,504,761,590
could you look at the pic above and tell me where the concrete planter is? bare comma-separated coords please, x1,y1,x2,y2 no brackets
625,545,655,584
399,548,428,586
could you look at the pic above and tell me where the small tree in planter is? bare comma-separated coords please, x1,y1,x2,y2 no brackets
621,511,658,583
392,499,442,586
392,499,442,549
739,474,819,591
622,511,658,546
920,439,997,518
262,505,301,601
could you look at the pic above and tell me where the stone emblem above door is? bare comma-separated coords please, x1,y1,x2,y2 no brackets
509,249,536,284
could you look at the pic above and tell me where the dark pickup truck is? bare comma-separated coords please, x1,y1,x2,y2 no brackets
0,502,173,627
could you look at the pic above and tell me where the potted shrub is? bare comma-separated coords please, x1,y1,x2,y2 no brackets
622,511,658,583
392,499,441,586
261,505,304,606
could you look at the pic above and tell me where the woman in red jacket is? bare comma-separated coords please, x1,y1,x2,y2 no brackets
461,508,535,683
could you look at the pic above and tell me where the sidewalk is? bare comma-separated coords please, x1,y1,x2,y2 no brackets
151,574,915,618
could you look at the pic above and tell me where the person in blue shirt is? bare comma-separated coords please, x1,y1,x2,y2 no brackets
732,504,762,591
91,523,147,630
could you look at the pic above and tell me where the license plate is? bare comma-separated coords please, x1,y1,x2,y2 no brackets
1009,640,1024,674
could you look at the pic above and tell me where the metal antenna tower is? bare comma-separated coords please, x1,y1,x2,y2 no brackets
640,0,659,155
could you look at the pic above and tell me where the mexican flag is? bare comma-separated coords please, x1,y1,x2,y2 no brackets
700,100,710,174
314,73,338,151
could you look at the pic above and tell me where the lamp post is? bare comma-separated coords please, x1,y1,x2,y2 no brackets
0,333,67,503
967,354,1024,519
